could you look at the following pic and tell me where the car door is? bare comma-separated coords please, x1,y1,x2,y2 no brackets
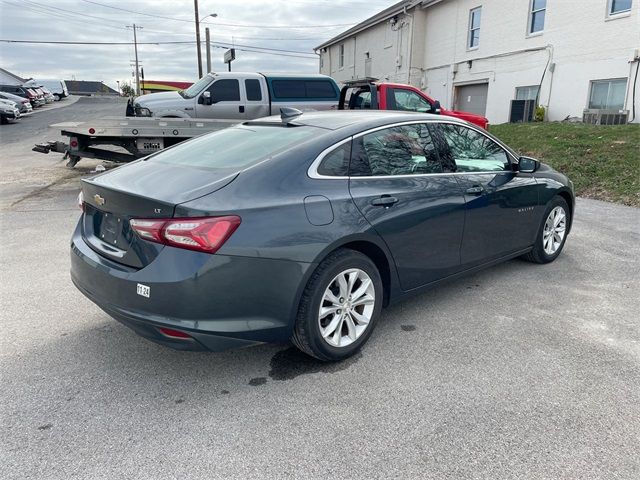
196,78,246,119
348,122,466,291
430,122,539,267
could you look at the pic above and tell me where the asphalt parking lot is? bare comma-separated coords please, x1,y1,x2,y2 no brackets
1,97,639,479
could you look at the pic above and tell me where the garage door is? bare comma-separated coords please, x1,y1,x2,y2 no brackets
454,83,488,116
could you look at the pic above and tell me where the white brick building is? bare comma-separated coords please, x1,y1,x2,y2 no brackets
316,0,640,124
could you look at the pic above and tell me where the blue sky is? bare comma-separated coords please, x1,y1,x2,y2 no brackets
0,0,393,88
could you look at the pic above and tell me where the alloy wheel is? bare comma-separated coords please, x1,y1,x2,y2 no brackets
318,268,376,348
542,206,566,255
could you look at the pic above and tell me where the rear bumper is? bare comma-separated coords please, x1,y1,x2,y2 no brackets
70,220,313,352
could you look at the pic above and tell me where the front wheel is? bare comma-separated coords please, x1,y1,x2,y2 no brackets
292,249,383,361
523,196,570,264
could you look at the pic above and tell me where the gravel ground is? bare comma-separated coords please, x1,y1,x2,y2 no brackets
1,98,639,479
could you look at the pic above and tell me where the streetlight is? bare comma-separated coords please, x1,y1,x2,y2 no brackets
202,14,217,74
194,0,217,78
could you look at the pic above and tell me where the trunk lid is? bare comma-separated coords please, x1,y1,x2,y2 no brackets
81,159,238,268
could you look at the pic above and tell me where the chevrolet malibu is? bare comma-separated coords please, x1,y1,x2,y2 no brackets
71,111,574,361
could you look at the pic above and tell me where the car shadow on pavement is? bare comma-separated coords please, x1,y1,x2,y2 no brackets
4,255,575,413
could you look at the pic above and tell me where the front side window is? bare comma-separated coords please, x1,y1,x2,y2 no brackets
389,88,433,113
468,7,481,48
339,44,345,68
208,79,240,102
529,0,546,34
350,123,447,176
589,79,627,109
515,85,540,101
435,123,510,172
609,0,632,14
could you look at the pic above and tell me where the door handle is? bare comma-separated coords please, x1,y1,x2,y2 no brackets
239,105,245,113
371,196,399,207
465,185,484,195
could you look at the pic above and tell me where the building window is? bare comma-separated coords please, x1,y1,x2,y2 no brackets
529,0,546,34
339,44,345,68
515,85,540,101
589,79,627,110
609,0,632,15
468,7,481,49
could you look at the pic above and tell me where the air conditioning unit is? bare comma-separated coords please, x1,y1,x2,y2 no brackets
583,109,628,125
509,99,535,123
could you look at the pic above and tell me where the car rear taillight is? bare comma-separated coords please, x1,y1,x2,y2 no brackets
129,216,241,254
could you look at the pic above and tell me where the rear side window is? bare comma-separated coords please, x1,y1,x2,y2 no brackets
208,79,240,102
245,79,262,101
432,123,510,172
151,125,319,170
317,142,351,176
350,123,446,176
271,80,337,100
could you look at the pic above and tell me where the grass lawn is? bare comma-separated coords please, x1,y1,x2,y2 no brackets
490,122,640,206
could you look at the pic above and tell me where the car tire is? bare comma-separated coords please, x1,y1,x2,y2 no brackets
53,94,60,101
292,248,383,361
523,196,570,264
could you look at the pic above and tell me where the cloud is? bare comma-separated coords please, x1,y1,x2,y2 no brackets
0,0,393,88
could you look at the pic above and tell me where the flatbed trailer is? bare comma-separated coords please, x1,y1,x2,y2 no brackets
33,116,239,167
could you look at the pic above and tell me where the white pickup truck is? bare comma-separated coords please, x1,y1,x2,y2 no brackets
127,72,340,119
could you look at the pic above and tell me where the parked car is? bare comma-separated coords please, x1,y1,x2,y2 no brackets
39,86,57,102
0,99,21,123
0,84,43,107
127,72,340,119
71,110,574,361
340,79,490,129
35,79,68,100
33,87,53,104
0,91,33,114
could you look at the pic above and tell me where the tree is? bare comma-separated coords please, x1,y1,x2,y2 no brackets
120,82,135,97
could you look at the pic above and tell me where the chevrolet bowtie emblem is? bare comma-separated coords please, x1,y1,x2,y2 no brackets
94,194,105,206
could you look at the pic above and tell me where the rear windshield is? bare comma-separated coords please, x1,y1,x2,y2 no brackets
149,125,319,169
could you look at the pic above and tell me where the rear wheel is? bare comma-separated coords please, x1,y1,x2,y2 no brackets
292,249,383,361
523,196,570,264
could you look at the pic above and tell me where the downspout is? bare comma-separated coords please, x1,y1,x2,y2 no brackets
404,5,414,85
353,36,357,79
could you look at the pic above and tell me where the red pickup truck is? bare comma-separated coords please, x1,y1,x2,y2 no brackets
338,79,489,129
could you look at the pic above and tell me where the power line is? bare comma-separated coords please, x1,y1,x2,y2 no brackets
0,39,318,59
77,0,356,29
0,39,316,54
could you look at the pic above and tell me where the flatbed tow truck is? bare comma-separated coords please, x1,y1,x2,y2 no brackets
33,116,238,168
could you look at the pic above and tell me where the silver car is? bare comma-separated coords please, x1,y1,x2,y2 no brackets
0,99,21,123
0,91,33,114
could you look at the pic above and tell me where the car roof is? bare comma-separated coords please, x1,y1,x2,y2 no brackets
249,110,466,132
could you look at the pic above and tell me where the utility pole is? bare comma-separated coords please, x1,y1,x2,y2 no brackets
194,0,203,78
126,24,143,95
205,27,211,73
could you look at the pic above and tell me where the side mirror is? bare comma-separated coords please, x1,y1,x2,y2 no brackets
202,91,212,106
518,156,539,173
433,100,442,114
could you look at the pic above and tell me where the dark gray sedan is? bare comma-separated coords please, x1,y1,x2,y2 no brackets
71,111,574,361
